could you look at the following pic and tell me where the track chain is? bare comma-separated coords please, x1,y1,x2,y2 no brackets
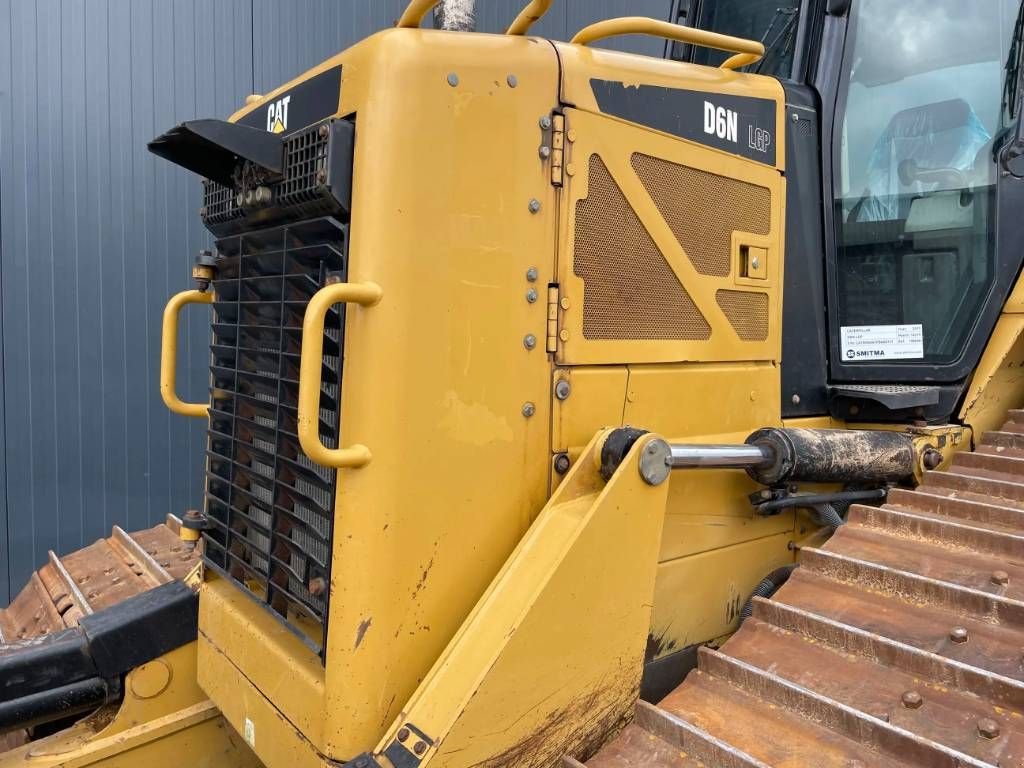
583,414,1024,767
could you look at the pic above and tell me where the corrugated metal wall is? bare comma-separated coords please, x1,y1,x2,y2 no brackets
0,0,672,602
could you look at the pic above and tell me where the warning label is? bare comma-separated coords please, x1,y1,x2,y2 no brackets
840,324,924,361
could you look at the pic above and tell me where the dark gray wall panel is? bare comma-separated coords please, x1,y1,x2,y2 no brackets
250,1,675,95
0,0,254,600
0,0,9,604
0,0,677,603
251,1,413,93
477,0,674,54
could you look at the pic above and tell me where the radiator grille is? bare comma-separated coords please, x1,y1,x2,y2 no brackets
574,154,710,341
631,153,771,277
716,289,769,341
203,217,346,659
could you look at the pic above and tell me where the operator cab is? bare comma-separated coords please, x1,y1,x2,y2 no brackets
670,0,1024,423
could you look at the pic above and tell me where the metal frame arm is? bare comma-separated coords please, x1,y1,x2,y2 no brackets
367,429,672,767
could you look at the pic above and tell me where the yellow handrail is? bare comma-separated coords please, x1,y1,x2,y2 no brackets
570,17,764,70
396,0,440,28
160,289,213,418
505,0,552,35
397,0,553,34
298,281,383,469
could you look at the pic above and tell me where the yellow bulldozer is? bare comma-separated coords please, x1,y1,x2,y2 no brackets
3,0,1024,765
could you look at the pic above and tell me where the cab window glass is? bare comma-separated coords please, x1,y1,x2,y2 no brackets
833,0,1019,364
672,0,801,79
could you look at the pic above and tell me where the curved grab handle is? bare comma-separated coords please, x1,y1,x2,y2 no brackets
161,290,213,418
396,0,439,27
298,281,383,469
506,0,552,35
398,0,553,34
570,17,764,70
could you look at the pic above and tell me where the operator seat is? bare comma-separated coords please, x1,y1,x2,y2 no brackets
853,98,990,222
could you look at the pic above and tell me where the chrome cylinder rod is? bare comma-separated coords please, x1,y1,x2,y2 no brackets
668,443,773,469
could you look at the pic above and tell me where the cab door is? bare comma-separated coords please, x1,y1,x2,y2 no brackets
819,0,1024,422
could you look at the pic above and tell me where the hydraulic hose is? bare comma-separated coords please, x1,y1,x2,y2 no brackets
0,678,114,734
812,502,846,530
739,505,845,623
755,488,885,514
739,565,797,622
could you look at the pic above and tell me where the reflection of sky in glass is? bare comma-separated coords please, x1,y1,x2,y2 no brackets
852,2,996,85
839,0,1017,197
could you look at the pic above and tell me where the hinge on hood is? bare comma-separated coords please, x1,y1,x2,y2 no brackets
546,284,560,353
549,114,565,187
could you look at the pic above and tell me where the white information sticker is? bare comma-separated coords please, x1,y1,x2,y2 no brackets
840,324,924,361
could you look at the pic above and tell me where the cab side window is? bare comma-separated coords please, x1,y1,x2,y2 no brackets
668,0,802,79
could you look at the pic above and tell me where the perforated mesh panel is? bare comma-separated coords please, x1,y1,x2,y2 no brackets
716,289,769,341
573,155,710,341
277,125,330,208
631,153,771,277
204,217,345,660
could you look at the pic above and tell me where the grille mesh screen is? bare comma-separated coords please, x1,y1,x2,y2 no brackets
631,153,771,277
573,154,710,341
204,217,345,659
716,289,769,341
277,126,330,208
203,120,338,231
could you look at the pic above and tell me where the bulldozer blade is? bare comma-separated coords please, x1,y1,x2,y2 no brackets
0,516,201,750
0,515,198,644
